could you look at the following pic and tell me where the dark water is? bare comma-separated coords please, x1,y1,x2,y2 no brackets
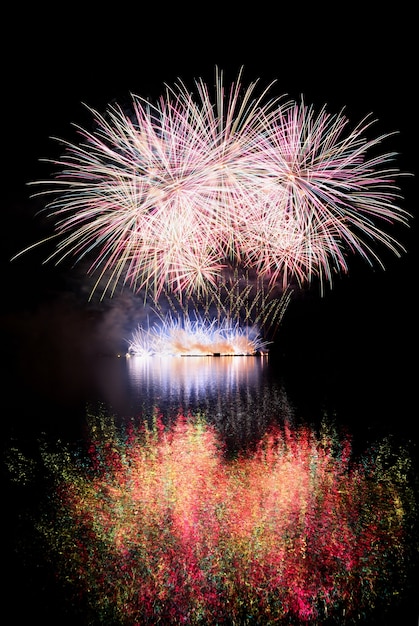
4,334,417,454
2,305,418,625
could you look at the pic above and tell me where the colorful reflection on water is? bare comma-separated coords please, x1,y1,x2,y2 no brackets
98,355,296,451
126,354,270,393
7,404,417,625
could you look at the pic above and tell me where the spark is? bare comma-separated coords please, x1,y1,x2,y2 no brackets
127,313,271,356
12,67,410,302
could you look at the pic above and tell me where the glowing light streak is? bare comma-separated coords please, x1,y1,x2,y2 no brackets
127,313,270,356
12,68,410,302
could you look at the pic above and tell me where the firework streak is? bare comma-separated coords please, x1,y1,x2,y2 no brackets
126,277,292,353
127,314,270,356
14,68,411,301
9,410,417,624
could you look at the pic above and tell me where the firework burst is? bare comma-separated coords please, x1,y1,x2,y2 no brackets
128,274,292,353
13,67,410,302
127,313,271,356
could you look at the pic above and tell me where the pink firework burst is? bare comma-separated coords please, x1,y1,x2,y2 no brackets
242,101,410,291
14,68,410,299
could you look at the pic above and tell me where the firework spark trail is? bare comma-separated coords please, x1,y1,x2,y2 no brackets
241,102,409,291
127,313,271,356
13,67,410,304
125,277,292,353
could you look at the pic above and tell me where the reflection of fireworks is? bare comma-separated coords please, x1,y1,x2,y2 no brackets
10,410,416,624
14,68,410,300
127,313,270,356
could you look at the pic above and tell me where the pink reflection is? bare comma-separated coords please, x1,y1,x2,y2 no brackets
127,354,269,401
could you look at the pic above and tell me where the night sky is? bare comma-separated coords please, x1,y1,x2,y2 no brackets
2,7,417,392
3,8,417,370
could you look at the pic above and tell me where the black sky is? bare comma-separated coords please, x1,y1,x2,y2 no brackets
4,8,417,193
2,7,417,363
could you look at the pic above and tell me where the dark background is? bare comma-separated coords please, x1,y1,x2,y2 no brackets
3,6,417,344
3,6,417,432
2,5,418,624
